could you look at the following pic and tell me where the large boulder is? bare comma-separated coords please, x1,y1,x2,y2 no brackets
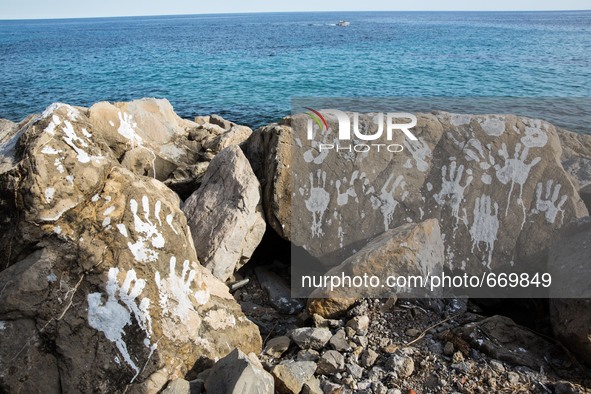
0,103,261,393
183,145,266,282
548,217,591,366
248,113,588,284
307,219,444,318
244,122,292,240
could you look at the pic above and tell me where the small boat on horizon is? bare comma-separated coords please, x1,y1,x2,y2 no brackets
336,20,350,27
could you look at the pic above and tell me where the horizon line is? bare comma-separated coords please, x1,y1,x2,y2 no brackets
1,8,590,22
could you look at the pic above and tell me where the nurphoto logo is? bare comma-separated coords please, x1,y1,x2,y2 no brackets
305,107,418,153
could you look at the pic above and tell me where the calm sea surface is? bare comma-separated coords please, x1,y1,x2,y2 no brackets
0,11,590,128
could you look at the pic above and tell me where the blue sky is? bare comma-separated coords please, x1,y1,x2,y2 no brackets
2,0,590,19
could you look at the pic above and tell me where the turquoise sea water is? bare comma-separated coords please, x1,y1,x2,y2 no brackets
0,11,590,127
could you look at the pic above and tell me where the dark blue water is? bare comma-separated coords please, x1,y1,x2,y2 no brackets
0,11,590,127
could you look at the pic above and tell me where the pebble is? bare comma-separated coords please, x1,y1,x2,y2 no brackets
406,328,421,337
452,351,464,363
346,315,370,335
317,350,346,375
264,336,291,358
321,381,343,394
360,349,379,368
291,327,332,350
346,363,364,379
386,354,415,378
507,371,520,384
443,341,454,356
297,349,320,362
312,314,342,329
489,359,505,373
329,329,350,352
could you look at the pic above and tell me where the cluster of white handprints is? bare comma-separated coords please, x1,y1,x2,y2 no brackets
42,104,103,165
298,116,559,271
87,195,210,381
301,166,410,237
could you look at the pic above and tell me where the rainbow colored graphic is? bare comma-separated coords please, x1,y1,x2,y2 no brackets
305,107,328,132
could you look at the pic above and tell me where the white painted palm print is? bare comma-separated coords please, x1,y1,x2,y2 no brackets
469,195,499,269
155,257,209,322
87,268,155,381
116,196,177,263
301,170,331,237
434,161,473,227
531,180,568,224
371,174,407,231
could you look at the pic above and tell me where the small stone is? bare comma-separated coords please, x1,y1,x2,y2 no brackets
367,366,385,382
507,371,520,384
264,336,291,358
360,349,379,368
302,376,323,394
355,336,369,348
386,355,414,378
291,327,332,350
312,314,342,329
272,360,317,394
329,329,350,352
345,326,356,337
321,381,343,394
372,381,388,394
489,359,505,373
346,315,370,335
382,344,399,354
205,349,274,394
405,328,420,337
317,350,346,375
297,349,320,362
162,379,190,394
346,363,364,379
342,376,355,388
443,341,454,356
451,361,472,374
452,351,464,363
553,381,579,394
357,381,372,390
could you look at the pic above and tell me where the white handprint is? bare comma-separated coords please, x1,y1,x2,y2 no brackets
469,195,499,269
335,171,374,206
87,268,154,381
434,161,473,226
303,170,331,237
371,174,407,231
117,112,143,149
117,196,177,263
494,142,541,215
520,119,548,148
404,137,431,172
531,180,568,224
155,257,209,322
463,138,497,185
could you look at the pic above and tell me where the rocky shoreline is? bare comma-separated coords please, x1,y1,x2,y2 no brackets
0,98,590,393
